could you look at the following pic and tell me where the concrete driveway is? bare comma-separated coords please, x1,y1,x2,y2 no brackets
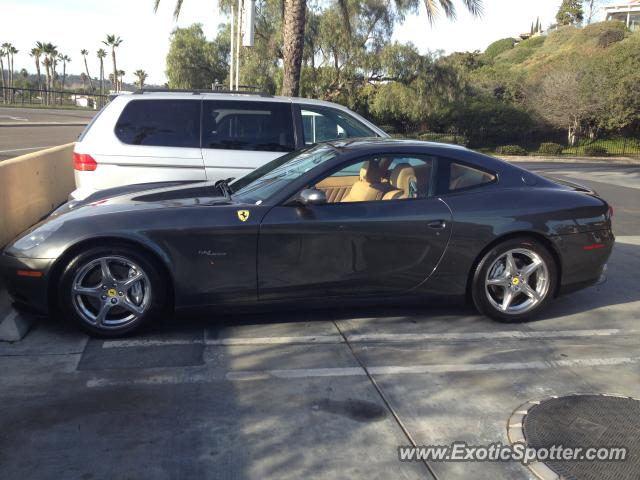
0,162,638,479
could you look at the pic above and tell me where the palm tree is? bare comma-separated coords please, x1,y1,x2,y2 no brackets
0,46,6,103
1,43,13,102
80,72,87,92
30,43,44,90
80,49,94,91
41,43,57,103
59,54,71,90
153,0,483,96
118,69,126,91
42,56,51,104
49,45,59,89
102,35,123,92
97,48,107,102
134,69,148,89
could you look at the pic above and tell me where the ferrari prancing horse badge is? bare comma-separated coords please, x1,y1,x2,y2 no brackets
237,210,250,222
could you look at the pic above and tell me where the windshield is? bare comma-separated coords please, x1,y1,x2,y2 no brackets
230,144,338,203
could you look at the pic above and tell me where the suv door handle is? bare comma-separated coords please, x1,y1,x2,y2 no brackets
427,220,447,229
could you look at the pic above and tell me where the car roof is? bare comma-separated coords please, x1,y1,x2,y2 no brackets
116,91,359,110
325,137,468,152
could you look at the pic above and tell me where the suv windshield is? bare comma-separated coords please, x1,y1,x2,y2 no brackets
231,144,338,203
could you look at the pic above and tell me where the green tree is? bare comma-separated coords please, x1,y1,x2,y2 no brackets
556,0,583,26
166,24,229,89
154,0,483,97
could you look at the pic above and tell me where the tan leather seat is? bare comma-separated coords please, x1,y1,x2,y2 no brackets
383,164,418,200
342,161,390,202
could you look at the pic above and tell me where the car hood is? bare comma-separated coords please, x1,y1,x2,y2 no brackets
50,181,236,219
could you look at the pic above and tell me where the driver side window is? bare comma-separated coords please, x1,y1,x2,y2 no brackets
313,156,434,203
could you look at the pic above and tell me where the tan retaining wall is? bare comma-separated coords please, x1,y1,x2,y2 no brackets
0,143,75,247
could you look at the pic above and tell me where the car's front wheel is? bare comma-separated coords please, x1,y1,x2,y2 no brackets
472,237,557,322
59,245,166,336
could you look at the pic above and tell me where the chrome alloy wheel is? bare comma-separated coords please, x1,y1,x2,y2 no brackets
484,248,550,315
71,256,151,329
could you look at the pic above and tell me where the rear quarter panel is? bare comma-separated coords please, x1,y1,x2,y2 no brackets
421,186,612,297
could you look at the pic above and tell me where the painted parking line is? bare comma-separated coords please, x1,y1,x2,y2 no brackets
227,356,640,381
346,328,637,343
101,328,638,349
102,335,344,349
85,355,640,388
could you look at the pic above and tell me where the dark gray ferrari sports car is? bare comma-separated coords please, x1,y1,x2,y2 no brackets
1,139,613,336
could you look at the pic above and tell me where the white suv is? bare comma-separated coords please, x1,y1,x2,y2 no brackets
71,91,388,200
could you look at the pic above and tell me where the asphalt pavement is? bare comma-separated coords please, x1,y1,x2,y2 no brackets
0,107,93,161
0,163,639,479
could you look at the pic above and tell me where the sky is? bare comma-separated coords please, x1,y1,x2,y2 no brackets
2,0,615,86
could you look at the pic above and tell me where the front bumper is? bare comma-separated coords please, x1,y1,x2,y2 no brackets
0,253,54,314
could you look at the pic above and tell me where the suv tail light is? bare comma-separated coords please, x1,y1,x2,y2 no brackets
73,153,98,171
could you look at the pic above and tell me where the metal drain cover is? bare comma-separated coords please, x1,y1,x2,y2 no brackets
522,394,640,480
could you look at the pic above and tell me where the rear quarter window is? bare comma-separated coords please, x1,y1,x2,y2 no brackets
114,99,201,147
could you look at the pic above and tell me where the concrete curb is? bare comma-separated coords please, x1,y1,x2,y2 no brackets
0,310,34,342
496,155,640,165
0,122,88,127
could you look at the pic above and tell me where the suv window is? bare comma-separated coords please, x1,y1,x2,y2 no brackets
202,100,295,152
300,105,376,144
115,99,200,147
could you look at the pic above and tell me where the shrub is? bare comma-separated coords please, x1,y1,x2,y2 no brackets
538,142,564,155
518,36,546,49
418,132,469,146
484,38,516,59
597,29,625,48
378,124,397,135
583,145,608,156
496,145,528,156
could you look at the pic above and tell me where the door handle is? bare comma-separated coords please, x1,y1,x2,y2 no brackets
428,220,447,229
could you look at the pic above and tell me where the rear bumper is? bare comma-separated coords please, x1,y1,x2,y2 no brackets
0,253,53,314
555,229,614,295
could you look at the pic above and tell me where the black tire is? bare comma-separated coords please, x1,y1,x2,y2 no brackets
58,244,167,337
471,237,557,323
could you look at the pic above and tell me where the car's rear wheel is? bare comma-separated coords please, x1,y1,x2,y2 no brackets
472,237,557,322
59,246,166,336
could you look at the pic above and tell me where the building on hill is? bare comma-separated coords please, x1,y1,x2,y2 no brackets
603,0,640,31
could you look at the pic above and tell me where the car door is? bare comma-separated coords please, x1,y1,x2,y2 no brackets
201,99,297,183
257,154,453,301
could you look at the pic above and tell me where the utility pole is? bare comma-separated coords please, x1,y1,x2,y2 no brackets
229,5,235,90
229,0,255,91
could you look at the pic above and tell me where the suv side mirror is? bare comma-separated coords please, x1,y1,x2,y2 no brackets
298,188,327,206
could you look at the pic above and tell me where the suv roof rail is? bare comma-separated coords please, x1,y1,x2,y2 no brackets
132,86,273,97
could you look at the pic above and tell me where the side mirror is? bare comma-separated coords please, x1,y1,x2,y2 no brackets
298,188,327,206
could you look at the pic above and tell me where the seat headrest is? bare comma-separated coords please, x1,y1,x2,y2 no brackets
389,164,416,188
359,161,383,183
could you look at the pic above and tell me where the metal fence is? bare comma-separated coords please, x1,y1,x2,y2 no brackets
0,86,109,109
393,129,640,158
